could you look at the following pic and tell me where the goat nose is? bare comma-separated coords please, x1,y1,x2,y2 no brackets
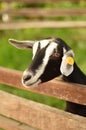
23,74,32,82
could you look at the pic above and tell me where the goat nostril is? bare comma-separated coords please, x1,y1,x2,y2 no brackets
23,75,32,82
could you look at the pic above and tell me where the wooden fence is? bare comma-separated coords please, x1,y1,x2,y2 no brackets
0,67,86,130
0,0,86,29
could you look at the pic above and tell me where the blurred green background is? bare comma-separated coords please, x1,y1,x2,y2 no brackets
0,1,86,110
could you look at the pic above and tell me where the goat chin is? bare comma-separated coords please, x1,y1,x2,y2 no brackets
22,79,41,88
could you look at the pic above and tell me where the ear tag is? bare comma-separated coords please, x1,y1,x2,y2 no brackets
66,56,74,65
60,56,74,76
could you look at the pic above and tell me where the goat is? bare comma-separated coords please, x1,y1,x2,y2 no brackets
9,37,86,117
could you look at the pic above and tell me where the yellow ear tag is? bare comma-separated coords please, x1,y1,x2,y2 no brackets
66,56,74,65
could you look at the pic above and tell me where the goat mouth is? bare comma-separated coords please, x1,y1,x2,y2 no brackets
22,78,41,88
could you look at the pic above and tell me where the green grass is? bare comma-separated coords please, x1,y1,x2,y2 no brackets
0,84,65,109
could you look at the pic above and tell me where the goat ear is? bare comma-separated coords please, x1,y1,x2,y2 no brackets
8,39,34,49
60,50,74,76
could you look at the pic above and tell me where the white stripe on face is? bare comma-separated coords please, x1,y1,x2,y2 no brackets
24,41,58,86
32,41,39,59
40,39,51,48
32,39,51,59
43,42,57,65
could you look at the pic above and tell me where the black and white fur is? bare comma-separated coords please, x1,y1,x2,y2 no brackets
9,37,86,117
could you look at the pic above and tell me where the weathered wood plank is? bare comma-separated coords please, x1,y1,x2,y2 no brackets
1,9,86,17
0,91,86,130
0,115,37,130
0,21,86,30
0,67,86,105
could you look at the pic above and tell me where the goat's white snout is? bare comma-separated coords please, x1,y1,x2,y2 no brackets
22,70,33,87
22,70,41,88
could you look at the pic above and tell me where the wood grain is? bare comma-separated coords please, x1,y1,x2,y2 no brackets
0,67,86,105
0,91,86,130
0,21,86,30
0,115,37,130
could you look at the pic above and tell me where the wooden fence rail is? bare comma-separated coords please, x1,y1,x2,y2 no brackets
0,21,86,30
1,9,86,17
0,67,86,105
0,90,86,130
0,67,86,130
0,0,86,29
